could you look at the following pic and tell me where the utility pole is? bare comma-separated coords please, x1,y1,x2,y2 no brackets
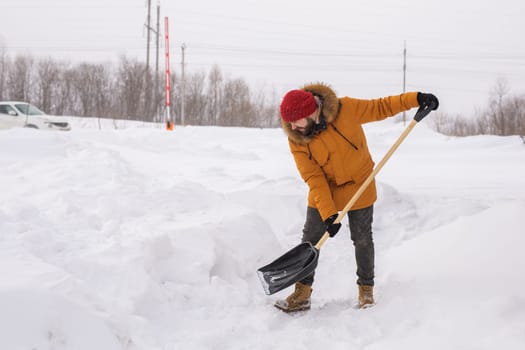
181,43,186,126
144,0,152,120
402,40,407,125
145,0,161,121
146,0,151,71
155,2,160,121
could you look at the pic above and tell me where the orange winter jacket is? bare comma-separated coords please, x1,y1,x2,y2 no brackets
282,83,420,221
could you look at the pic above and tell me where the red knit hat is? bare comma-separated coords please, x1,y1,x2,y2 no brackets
280,90,317,122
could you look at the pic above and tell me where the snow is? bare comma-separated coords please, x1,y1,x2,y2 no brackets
1,116,524,349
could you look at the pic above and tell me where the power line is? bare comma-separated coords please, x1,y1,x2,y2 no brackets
7,43,525,64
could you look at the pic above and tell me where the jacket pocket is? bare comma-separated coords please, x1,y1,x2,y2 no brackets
352,158,374,184
310,143,338,184
310,143,328,166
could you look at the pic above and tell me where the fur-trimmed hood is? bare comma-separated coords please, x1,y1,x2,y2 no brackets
281,83,340,145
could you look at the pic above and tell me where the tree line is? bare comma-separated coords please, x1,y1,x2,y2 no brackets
1,49,523,136
0,50,279,128
429,79,525,138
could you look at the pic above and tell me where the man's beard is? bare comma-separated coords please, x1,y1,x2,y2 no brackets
295,118,315,136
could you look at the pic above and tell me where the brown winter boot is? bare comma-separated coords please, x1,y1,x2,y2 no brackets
358,285,374,309
274,282,312,313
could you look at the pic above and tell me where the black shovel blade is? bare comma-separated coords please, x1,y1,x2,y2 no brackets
256,242,319,295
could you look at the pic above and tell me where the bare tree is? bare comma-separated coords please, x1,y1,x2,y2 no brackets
207,64,223,125
221,78,252,126
250,85,279,128
73,63,97,116
504,94,525,137
0,44,7,101
116,57,146,120
92,64,112,117
54,66,78,116
7,55,34,101
183,71,207,125
263,86,279,128
486,78,510,135
35,58,61,113
429,111,449,134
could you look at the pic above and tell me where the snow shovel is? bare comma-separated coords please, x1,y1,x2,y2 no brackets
257,104,435,295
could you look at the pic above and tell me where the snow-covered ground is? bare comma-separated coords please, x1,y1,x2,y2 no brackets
1,116,524,349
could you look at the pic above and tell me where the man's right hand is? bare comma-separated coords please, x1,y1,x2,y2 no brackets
325,214,342,237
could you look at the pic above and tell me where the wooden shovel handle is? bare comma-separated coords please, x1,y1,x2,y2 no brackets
314,108,429,250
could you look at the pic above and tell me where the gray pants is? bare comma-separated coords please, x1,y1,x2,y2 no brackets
300,205,375,287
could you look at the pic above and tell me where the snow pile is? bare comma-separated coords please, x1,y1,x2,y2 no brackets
0,118,524,349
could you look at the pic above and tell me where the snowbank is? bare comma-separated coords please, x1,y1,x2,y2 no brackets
0,118,524,349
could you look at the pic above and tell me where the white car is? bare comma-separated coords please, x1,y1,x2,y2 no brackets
0,101,71,131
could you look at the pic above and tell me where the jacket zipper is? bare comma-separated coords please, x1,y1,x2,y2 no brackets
330,124,359,150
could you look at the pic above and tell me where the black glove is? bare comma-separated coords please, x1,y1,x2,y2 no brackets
325,214,342,237
417,92,439,110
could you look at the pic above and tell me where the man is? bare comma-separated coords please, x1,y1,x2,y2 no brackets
275,83,438,313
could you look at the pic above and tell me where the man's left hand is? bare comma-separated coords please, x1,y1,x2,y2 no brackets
417,92,439,110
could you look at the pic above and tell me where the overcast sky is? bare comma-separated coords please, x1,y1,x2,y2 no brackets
1,0,524,116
